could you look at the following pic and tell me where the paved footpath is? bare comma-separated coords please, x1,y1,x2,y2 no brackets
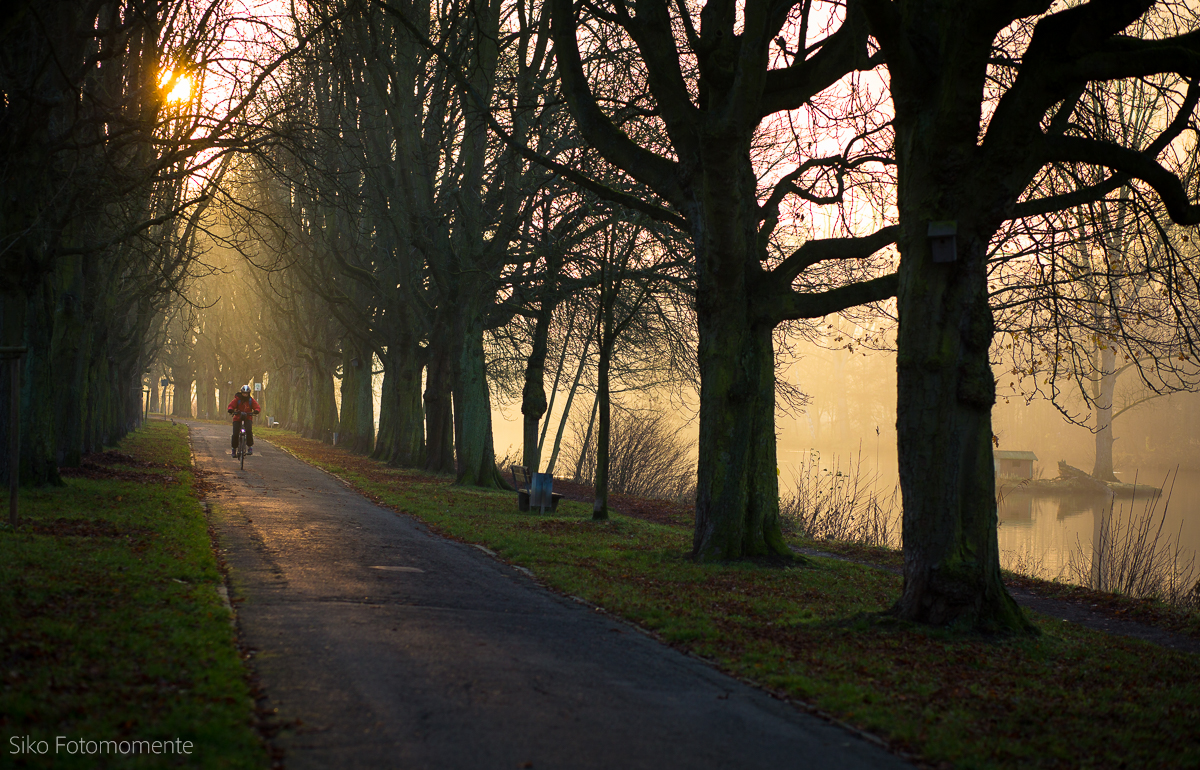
190,422,912,770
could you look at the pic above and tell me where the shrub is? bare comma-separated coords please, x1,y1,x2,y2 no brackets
565,408,695,502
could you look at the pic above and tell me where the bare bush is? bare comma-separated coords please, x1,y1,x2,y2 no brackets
999,540,1062,582
494,445,522,479
565,408,695,502
780,450,897,548
1067,471,1199,608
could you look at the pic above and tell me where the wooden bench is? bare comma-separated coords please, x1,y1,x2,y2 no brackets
510,465,561,512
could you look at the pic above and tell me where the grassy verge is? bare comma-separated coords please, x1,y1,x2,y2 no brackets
260,428,1200,769
797,539,1200,641
0,422,266,769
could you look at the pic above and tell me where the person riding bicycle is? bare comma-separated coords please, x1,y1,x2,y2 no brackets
227,385,261,458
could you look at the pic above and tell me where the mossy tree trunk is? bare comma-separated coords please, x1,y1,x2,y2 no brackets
424,342,455,474
689,140,788,561
452,293,505,488
892,224,1029,631
865,2,1042,633
374,347,424,466
338,344,375,455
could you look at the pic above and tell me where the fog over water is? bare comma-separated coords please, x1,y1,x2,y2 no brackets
491,335,1200,584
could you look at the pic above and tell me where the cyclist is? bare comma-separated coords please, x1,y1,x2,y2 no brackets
226,385,262,459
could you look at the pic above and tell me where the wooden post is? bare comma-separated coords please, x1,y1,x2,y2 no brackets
1,347,26,527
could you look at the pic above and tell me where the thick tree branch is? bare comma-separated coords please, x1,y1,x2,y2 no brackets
758,272,898,323
546,0,690,211
760,0,877,117
620,0,701,158
1040,135,1200,224
377,0,688,230
1013,79,1199,219
771,225,898,286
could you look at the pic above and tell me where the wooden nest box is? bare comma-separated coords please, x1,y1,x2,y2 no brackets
994,450,1038,479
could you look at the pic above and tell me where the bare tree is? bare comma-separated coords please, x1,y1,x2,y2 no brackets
862,0,1200,630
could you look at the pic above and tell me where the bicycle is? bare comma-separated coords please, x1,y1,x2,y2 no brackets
235,411,250,469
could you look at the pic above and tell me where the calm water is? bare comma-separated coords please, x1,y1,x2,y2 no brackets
780,450,1200,589
996,467,1200,585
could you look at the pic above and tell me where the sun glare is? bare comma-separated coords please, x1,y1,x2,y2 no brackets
159,70,193,103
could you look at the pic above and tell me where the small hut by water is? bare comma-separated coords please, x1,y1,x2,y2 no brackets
994,450,1038,479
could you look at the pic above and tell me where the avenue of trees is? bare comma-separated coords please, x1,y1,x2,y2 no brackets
5,0,1200,634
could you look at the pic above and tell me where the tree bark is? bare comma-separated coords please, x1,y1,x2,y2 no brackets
302,360,339,443
51,265,89,467
690,142,788,562
891,228,1032,633
1091,345,1118,481
338,345,375,455
21,284,62,485
692,318,786,561
171,360,194,419
592,320,612,520
422,350,454,474
521,301,552,472
452,307,504,488
374,348,424,466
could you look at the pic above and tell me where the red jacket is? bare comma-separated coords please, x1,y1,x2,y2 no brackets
227,395,261,423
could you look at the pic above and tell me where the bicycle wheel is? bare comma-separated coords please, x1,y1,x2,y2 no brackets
239,432,247,470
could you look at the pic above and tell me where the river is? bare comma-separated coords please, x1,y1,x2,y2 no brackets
996,466,1200,591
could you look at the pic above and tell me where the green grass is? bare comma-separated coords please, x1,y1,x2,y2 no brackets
0,422,266,769
262,427,1200,770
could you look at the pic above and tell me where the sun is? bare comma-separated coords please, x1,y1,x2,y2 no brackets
159,69,193,103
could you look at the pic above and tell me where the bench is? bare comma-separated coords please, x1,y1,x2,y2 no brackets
510,465,562,512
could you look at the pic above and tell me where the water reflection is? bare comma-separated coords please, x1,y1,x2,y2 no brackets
997,469,1199,595
997,493,1109,580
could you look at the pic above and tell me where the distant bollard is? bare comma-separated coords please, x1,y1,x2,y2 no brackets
332,432,339,446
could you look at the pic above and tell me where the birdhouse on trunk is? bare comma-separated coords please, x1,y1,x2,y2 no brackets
928,220,958,263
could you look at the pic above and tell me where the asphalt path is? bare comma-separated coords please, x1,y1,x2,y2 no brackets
190,421,912,770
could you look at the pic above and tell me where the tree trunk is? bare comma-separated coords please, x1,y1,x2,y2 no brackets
171,360,193,419
452,312,504,488
593,329,612,520
338,345,376,455
51,268,90,467
521,301,552,472
424,337,455,474
537,304,578,458
305,361,339,444
689,140,788,562
1091,345,1118,481
891,229,1033,633
374,349,424,466
692,317,786,561
21,283,62,485
545,318,596,475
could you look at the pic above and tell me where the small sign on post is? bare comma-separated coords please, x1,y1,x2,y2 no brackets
254,382,262,392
